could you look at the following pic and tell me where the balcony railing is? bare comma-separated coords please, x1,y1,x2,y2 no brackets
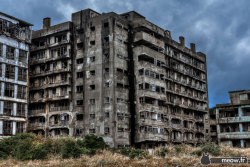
50,106,69,112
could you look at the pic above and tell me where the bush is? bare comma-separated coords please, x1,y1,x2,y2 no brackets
81,135,107,150
13,137,33,161
30,142,51,160
0,133,108,160
174,145,182,154
192,143,221,156
120,147,148,159
61,139,82,159
156,147,169,157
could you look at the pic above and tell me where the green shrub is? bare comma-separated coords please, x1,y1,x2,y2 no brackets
0,150,8,160
174,145,182,154
61,139,82,159
13,138,33,161
120,147,147,159
82,135,107,150
156,147,169,157
30,142,51,160
192,143,221,156
128,149,147,159
81,147,96,156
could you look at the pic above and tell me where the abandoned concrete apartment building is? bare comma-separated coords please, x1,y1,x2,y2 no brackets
16,8,208,148
0,12,32,138
210,90,250,148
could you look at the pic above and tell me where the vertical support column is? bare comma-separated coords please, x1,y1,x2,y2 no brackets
240,140,244,148
3,45,6,58
2,63,5,78
0,120,3,135
14,84,18,99
216,108,220,144
13,103,17,116
15,66,18,82
12,121,16,135
15,48,19,62
0,101,3,115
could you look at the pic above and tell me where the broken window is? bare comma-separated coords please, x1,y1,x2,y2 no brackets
76,114,83,121
90,70,95,76
89,99,95,105
77,72,83,78
104,68,109,73
77,58,83,64
5,65,15,79
55,34,67,43
89,114,95,119
104,81,110,88
17,85,26,99
17,103,26,117
18,68,27,81
76,100,83,106
19,50,27,64
104,36,109,43
90,26,95,31
76,128,83,136
117,128,124,132
62,61,68,69
104,97,110,103
104,127,110,135
16,122,24,134
104,22,109,28
57,46,67,57
89,56,95,62
4,101,13,116
90,40,95,46
4,83,14,97
105,112,109,118
76,85,83,93
89,84,95,90
77,42,83,49
89,129,95,134
6,46,15,60
3,121,12,135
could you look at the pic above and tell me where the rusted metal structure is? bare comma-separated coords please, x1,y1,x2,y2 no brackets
28,9,209,148
0,12,32,138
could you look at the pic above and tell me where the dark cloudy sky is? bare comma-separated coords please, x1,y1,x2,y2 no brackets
1,0,250,107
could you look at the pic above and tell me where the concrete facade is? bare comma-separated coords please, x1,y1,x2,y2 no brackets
0,12,32,138
213,90,250,148
29,9,209,148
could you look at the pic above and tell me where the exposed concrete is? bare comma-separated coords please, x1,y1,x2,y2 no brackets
28,9,209,148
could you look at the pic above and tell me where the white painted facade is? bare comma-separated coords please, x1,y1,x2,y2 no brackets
0,12,32,138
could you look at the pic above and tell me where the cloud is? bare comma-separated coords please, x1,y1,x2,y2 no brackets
56,1,77,20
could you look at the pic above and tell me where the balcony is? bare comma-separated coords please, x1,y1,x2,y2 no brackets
31,53,70,65
138,90,166,101
29,109,45,115
218,116,250,124
30,67,71,77
50,106,70,112
49,120,69,127
171,124,182,129
28,122,45,128
134,31,165,49
218,132,250,139
30,80,70,90
135,132,169,143
46,93,70,101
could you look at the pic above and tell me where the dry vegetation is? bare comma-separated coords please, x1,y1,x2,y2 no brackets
0,142,249,167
